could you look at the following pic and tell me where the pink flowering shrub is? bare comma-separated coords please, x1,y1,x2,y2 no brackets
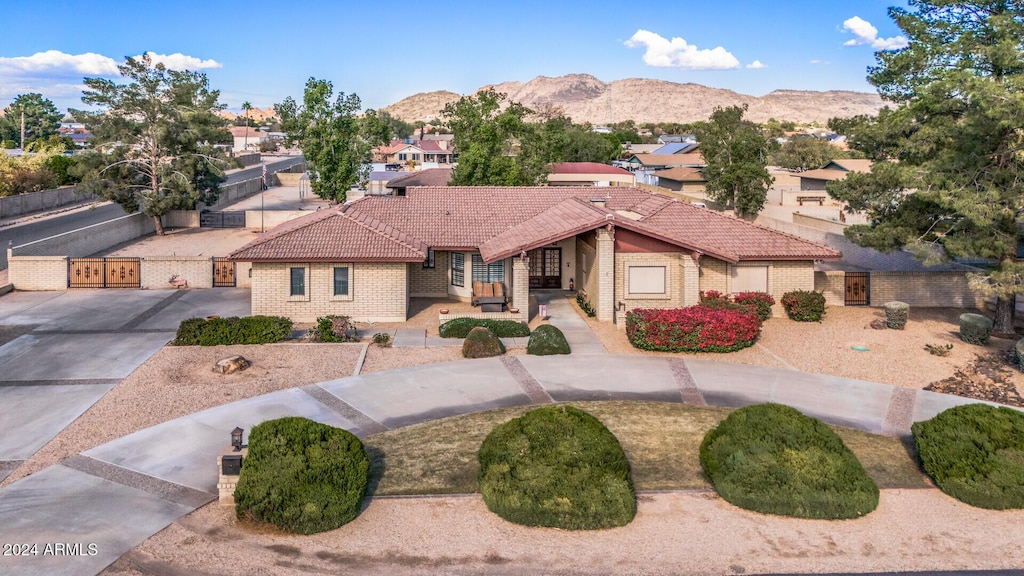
625,305,761,353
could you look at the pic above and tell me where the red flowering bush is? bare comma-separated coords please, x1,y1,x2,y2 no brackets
733,292,775,321
625,305,761,353
700,290,775,321
781,290,826,322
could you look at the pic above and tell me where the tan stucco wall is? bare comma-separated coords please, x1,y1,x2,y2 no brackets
697,258,815,300
815,270,846,306
576,235,599,303
250,262,407,323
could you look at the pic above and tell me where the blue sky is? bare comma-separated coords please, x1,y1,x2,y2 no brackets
0,0,910,115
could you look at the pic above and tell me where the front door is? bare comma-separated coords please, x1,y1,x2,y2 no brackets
529,248,562,288
845,272,869,306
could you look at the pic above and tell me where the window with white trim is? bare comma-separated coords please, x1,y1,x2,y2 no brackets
628,266,666,294
730,265,769,293
423,249,435,269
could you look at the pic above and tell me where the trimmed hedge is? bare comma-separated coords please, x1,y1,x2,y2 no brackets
625,305,761,353
701,290,774,322
781,290,826,322
173,315,293,346
959,313,993,345
911,403,1024,509
462,326,505,358
234,417,370,534
700,403,879,519
526,324,571,355
439,318,530,338
883,301,909,330
478,405,636,529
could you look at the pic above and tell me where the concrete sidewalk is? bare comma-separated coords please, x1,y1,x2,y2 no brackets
0,353,995,576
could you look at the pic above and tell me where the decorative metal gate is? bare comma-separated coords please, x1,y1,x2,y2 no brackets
200,210,245,228
68,257,141,288
844,272,869,306
212,257,237,287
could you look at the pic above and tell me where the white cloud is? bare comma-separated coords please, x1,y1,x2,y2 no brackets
0,50,119,77
746,60,765,69
842,16,909,50
138,53,222,70
809,59,831,65
625,29,740,70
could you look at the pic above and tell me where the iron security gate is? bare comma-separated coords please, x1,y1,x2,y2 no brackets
200,210,245,228
212,258,237,287
68,257,141,288
844,272,869,306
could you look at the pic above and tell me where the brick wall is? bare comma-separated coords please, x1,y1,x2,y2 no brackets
8,256,67,290
698,257,728,293
614,252,686,312
772,261,815,299
814,271,846,306
869,271,985,308
250,262,408,323
141,257,214,289
0,186,96,219
596,228,615,321
409,250,449,297
163,210,200,228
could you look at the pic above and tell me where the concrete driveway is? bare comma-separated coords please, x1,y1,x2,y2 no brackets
0,288,250,482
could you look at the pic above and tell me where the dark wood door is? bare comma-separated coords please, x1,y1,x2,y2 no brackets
845,272,869,306
529,248,562,288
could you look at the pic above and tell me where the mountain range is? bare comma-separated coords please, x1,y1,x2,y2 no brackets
380,74,886,126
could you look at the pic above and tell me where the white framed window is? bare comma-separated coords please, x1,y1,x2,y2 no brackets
628,266,666,294
287,265,310,302
730,265,769,293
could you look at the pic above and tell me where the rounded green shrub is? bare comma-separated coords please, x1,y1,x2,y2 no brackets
883,301,909,330
235,417,370,534
526,324,571,355
478,405,636,529
781,290,826,322
911,403,1024,510
440,318,530,338
959,313,993,345
699,403,879,519
462,326,505,358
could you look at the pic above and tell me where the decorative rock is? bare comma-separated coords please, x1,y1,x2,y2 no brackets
869,318,887,330
215,355,251,374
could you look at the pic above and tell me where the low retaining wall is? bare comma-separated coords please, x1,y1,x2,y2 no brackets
11,213,154,258
244,210,315,230
164,210,200,228
0,186,96,219
7,255,67,290
792,212,849,235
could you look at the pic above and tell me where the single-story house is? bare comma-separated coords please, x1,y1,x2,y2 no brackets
386,168,452,196
797,159,874,192
547,162,635,187
229,126,267,153
230,186,840,324
652,167,707,194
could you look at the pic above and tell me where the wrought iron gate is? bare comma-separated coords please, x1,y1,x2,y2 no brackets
844,272,869,306
212,257,237,287
68,257,141,288
200,210,245,228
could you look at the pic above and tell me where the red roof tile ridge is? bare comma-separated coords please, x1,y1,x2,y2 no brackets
679,205,840,257
230,204,346,255
341,205,428,255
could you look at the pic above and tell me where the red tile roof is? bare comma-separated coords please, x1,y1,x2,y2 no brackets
630,152,705,166
387,168,452,188
229,206,428,262
232,186,839,264
653,166,706,182
549,162,632,175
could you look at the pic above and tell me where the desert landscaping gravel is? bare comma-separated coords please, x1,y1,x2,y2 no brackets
7,298,1024,574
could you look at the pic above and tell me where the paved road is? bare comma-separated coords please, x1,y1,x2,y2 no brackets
0,156,304,269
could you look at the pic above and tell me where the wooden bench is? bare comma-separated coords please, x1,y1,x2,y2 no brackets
797,196,825,206
473,281,507,311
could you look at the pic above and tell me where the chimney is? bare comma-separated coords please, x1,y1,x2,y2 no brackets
590,198,606,208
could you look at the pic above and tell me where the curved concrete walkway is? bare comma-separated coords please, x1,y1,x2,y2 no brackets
0,351,997,576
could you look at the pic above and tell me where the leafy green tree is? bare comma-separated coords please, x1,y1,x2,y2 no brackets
72,54,229,235
770,137,840,171
0,93,62,147
696,105,774,218
276,78,383,203
443,89,547,186
828,0,1024,333
537,115,619,164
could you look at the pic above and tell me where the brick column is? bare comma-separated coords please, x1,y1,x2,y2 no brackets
682,253,701,306
512,256,529,313
596,226,615,322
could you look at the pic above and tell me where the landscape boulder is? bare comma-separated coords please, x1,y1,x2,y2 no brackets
215,355,251,374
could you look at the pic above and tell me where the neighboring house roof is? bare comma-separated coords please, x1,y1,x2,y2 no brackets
799,159,874,182
623,144,661,154
653,167,705,182
232,187,840,265
387,168,452,188
629,153,705,167
651,142,699,155
549,162,632,176
228,126,266,138
230,207,429,263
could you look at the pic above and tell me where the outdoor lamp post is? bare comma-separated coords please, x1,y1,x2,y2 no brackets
231,427,244,451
